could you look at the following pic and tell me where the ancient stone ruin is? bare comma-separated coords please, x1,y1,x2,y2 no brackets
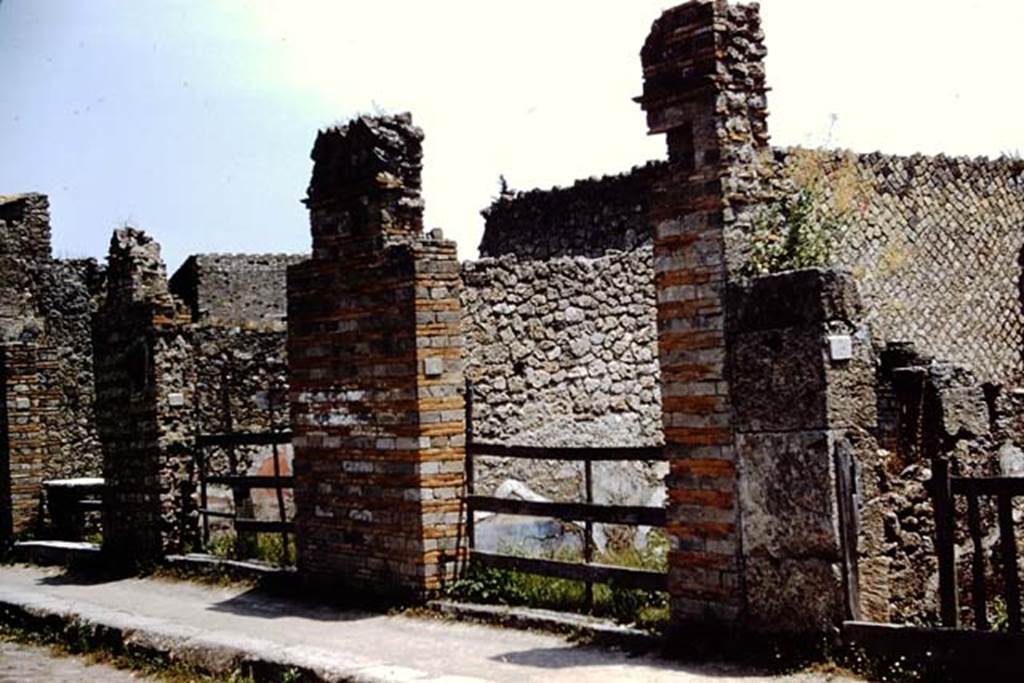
2,0,1024,638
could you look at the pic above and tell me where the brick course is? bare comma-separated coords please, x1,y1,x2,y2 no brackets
640,0,768,625
288,114,465,596
0,343,60,541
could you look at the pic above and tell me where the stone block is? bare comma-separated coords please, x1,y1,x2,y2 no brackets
737,430,840,558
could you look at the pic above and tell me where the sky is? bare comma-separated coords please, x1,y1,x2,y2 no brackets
1,1,1022,271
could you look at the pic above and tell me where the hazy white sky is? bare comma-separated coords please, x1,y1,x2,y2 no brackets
1,1,1022,270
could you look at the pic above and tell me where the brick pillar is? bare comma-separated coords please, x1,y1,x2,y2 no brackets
639,0,769,625
0,342,59,542
288,113,465,598
94,229,194,564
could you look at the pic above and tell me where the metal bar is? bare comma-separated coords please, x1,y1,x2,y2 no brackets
584,459,594,614
967,493,989,630
195,431,293,448
931,458,959,627
951,477,1024,497
997,492,1021,633
466,443,666,462
471,551,667,592
465,496,666,527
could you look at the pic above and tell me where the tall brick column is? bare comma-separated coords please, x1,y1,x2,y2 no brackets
94,229,195,564
288,113,465,598
639,0,769,625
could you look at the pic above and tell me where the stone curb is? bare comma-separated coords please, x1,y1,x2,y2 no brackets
0,587,488,683
427,599,660,650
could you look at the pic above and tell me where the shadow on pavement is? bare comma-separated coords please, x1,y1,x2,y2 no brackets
206,584,378,623
489,645,773,678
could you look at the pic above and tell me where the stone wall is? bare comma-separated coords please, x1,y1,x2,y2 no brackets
38,258,105,481
460,250,664,507
0,194,105,537
730,150,1024,385
172,253,295,479
0,194,50,343
478,132,1024,395
856,347,1024,626
479,163,662,260
170,253,305,327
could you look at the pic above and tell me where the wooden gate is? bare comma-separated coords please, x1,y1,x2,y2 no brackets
931,458,1022,631
192,375,294,566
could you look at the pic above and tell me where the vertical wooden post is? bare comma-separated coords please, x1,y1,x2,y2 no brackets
222,368,251,558
584,458,594,613
931,458,958,627
269,381,290,567
465,381,475,560
193,384,209,548
199,446,209,546
966,493,988,630
834,441,861,621
997,492,1021,632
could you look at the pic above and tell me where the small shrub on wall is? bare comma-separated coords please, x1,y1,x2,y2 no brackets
742,149,866,277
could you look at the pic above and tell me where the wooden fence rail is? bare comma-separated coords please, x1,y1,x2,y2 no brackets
193,376,294,566
195,429,296,562
931,458,1022,632
464,385,668,609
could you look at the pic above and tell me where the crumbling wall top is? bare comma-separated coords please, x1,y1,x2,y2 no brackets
104,227,174,311
169,252,306,326
305,113,425,258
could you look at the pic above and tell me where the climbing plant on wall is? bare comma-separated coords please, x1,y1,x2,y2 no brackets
743,149,866,277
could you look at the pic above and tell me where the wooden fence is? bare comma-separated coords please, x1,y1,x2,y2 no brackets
464,389,668,609
194,425,294,568
932,458,1022,631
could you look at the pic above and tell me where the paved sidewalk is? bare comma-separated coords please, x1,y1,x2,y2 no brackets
0,564,853,682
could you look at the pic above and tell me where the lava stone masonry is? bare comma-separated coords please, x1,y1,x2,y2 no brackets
170,253,306,328
460,250,665,505
479,163,664,260
0,195,104,536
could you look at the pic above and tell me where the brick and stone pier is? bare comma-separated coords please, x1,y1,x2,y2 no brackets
640,0,866,633
287,113,465,598
640,0,770,627
93,229,195,564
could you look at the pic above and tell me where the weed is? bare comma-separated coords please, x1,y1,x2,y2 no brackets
445,537,670,632
0,617,255,682
743,148,867,277
205,531,296,567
